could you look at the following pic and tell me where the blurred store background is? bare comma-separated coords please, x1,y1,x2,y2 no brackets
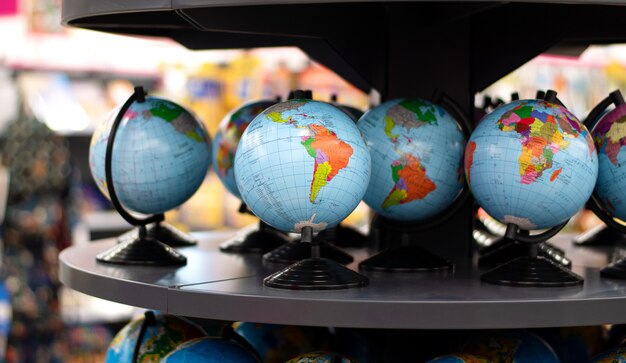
0,0,625,361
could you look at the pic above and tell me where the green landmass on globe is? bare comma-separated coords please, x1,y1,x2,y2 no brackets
135,101,205,143
266,102,354,204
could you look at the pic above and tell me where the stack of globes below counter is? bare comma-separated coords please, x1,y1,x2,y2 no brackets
465,90,598,286
212,98,291,254
356,91,471,272
89,87,212,266
572,89,626,279
234,89,372,290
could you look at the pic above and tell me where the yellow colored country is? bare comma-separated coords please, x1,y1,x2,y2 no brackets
310,162,332,202
607,121,626,143
267,112,292,124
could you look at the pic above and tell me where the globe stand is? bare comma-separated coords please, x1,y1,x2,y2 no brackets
573,224,626,246
263,226,368,290
132,311,157,363
220,203,290,254
220,221,290,254
359,216,453,272
587,191,626,279
572,89,626,248
481,222,583,287
118,221,198,248
478,238,571,269
360,89,472,273
95,86,187,266
325,224,368,248
262,220,355,264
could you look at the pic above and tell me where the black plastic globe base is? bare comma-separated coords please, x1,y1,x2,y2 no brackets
325,224,368,248
263,241,353,264
358,245,453,272
220,227,289,254
601,258,626,279
117,222,197,247
263,257,368,290
479,241,571,268
573,224,626,246
97,233,187,266
148,222,196,247
480,256,583,287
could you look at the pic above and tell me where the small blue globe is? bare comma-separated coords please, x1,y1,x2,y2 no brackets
235,99,371,233
592,104,626,220
357,98,466,221
89,96,212,215
466,99,597,230
461,330,559,362
213,100,276,198
160,337,261,363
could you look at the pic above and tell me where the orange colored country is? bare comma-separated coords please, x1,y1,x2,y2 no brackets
550,167,562,182
309,124,353,180
400,153,436,200
465,141,477,183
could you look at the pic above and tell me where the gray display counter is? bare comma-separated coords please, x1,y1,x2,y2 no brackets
59,232,626,329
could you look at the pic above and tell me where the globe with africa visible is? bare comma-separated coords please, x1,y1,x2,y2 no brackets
357,98,466,221
465,99,597,230
89,96,212,215
213,99,276,198
234,99,371,233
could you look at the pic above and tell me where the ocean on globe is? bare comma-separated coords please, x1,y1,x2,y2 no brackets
461,330,559,362
589,347,626,363
234,99,371,233
592,104,626,220
465,99,598,230
426,354,492,363
233,322,333,363
105,312,206,363
357,98,466,221
160,337,261,363
213,99,276,198
89,96,211,215
286,352,358,363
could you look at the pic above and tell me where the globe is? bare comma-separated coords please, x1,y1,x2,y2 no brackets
357,98,466,221
213,100,276,198
426,354,492,363
233,322,332,363
461,330,559,363
465,99,598,230
160,337,261,363
592,104,626,220
90,96,212,215
105,312,206,363
234,99,371,233
536,326,606,363
589,347,626,363
286,352,357,363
